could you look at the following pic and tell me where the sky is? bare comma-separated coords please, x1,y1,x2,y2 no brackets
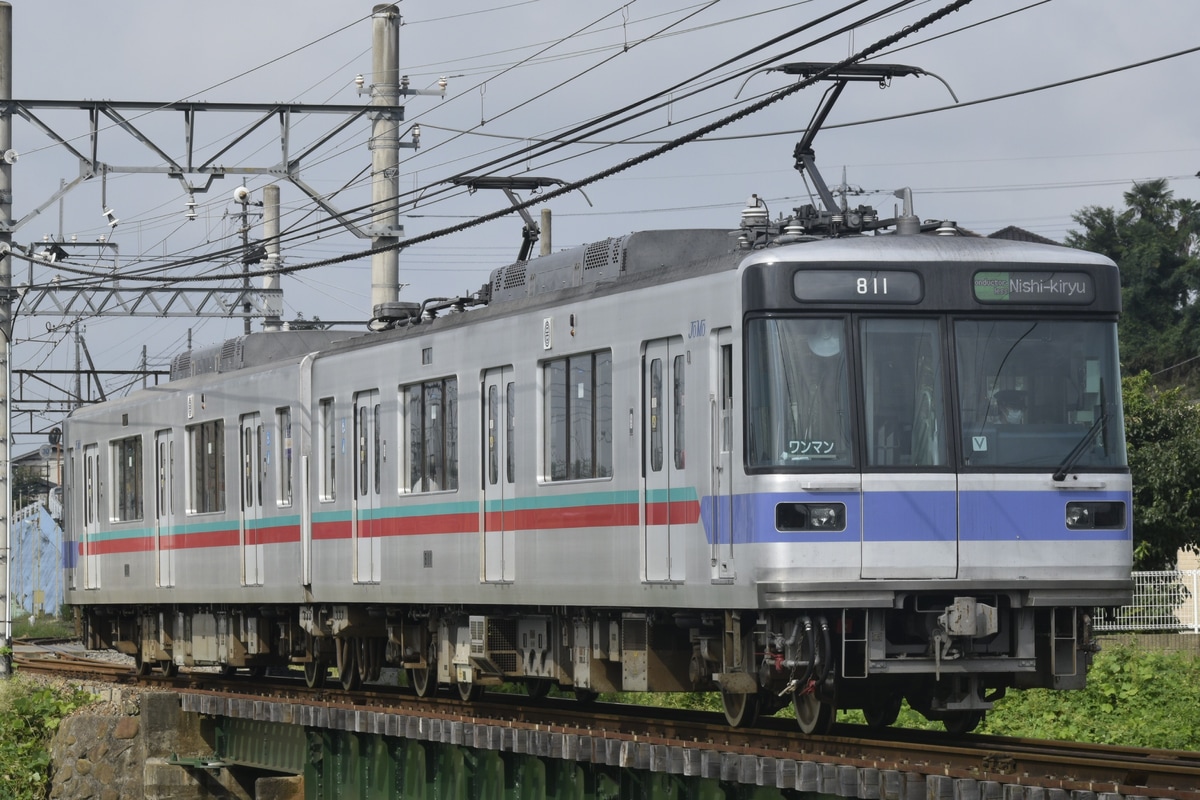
4,0,1199,451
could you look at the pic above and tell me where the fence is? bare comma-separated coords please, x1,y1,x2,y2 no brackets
1092,570,1200,633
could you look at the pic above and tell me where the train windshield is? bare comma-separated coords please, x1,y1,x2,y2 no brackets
745,315,1126,472
955,319,1126,470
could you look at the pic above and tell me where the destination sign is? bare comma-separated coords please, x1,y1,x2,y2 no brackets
793,270,923,303
973,271,1095,304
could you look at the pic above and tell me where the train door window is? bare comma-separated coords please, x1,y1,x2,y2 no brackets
543,349,613,481
319,398,337,501
155,432,171,519
403,377,459,493
240,418,265,510
487,384,499,486
374,402,382,495
506,382,516,484
276,407,293,507
649,358,664,472
861,318,947,467
110,435,143,522
673,354,686,469
354,392,382,497
84,446,96,527
187,420,226,513
720,341,733,453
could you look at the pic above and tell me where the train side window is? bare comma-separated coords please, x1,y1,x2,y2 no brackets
544,349,613,481
403,377,459,493
319,398,337,502
187,420,226,514
110,434,143,522
276,407,293,507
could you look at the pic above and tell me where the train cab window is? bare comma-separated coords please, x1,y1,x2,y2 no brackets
402,377,458,493
187,420,226,514
110,435,143,522
276,407,293,507
861,319,948,467
544,350,613,481
955,319,1127,469
745,318,853,469
319,398,337,501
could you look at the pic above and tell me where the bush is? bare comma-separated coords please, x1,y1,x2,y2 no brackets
980,642,1200,748
0,677,95,800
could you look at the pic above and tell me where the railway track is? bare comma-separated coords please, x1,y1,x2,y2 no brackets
15,642,1198,798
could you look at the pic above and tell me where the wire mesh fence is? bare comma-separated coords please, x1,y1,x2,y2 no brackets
1093,570,1200,633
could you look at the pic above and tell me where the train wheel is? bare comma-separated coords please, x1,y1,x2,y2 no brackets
456,680,484,702
356,638,381,683
134,650,152,678
304,659,326,689
942,710,984,735
408,668,434,697
158,660,178,678
793,690,836,735
862,693,902,729
720,690,760,728
336,639,361,692
525,678,553,699
573,688,599,705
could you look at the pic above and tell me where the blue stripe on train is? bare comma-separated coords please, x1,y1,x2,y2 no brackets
701,489,1132,544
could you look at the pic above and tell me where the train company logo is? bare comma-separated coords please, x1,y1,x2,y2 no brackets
972,271,1095,305
688,319,707,339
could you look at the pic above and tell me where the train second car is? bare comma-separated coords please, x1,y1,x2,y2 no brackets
63,206,1132,734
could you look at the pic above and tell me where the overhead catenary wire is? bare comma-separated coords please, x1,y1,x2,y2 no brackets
35,0,978,289
21,0,898,287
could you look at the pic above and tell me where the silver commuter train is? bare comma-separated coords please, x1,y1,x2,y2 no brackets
63,203,1132,734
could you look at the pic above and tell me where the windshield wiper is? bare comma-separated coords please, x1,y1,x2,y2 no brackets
1052,413,1107,482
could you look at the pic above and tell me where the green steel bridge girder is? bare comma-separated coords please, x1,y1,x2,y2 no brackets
208,716,793,800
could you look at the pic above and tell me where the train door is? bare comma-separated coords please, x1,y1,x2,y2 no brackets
482,367,515,582
859,318,957,578
710,328,736,582
353,390,382,584
154,429,176,588
82,443,100,589
240,413,265,586
643,338,686,582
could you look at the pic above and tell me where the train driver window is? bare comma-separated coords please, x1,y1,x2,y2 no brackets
745,318,853,468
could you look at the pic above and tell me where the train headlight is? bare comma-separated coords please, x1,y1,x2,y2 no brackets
1065,501,1125,530
776,502,846,532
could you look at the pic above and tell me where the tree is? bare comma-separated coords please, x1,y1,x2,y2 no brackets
1121,372,1200,569
1066,179,1200,386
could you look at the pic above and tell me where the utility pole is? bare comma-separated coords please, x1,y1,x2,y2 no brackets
238,188,251,336
369,3,402,317
0,0,13,677
262,183,281,332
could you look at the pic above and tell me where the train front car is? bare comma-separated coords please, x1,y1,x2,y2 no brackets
727,233,1132,733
